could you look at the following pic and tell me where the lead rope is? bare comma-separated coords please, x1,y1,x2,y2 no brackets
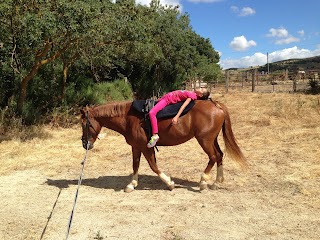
65,141,90,240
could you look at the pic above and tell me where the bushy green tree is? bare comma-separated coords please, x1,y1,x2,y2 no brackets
0,0,115,114
0,0,220,124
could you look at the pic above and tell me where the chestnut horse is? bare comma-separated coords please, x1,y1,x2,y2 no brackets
80,99,246,192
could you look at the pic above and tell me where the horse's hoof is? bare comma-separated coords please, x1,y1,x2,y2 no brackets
216,176,225,183
124,186,135,193
168,181,175,191
199,182,208,191
209,184,219,190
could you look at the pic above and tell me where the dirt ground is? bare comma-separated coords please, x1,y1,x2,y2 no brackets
0,92,319,240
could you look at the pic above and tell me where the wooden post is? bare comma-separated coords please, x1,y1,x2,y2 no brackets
285,69,288,81
252,69,256,92
226,71,229,93
293,74,297,92
241,72,244,88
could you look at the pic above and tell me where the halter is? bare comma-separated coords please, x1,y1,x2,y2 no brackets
82,111,100,144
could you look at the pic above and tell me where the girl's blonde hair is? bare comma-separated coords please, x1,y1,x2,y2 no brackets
199,89,210,100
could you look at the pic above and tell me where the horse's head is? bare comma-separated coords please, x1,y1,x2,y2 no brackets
80,107,101,150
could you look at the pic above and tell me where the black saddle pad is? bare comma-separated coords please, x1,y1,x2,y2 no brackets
132,100,195,119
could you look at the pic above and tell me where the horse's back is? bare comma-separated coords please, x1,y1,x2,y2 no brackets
191,100,225,119
156,100,225,146
190,100,225,131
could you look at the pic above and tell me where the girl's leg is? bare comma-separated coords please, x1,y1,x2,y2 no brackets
149,99,168,135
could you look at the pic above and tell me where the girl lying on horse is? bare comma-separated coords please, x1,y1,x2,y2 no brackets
147,88,210,148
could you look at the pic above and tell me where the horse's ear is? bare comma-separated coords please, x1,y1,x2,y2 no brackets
80,108,86,118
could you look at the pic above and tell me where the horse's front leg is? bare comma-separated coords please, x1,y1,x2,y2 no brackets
159,172,175,190
143,149,175,190
125,147,141,193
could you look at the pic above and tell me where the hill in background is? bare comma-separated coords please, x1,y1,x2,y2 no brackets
227,55,320,73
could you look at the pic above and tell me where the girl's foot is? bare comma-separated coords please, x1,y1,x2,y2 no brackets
147,134,159,148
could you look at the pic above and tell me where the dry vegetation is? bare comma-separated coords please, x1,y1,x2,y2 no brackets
0,92,319,240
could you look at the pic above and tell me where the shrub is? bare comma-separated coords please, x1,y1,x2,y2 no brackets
307,78,320,94
0,78,134,133
65,78,133,106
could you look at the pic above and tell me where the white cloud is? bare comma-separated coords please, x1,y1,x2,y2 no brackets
298,30,305,37
220,46,320,69
239,7,256,16
267,27,300,45
221,52,266,69
231,6,256,16
274,36,300,45
268,46,320,62
267,27,289,38
230,35,257,51
230,6,238,13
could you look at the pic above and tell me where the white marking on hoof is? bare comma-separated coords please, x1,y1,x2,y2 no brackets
124,184,135,193
216,165,224,183
201,173,211,182
199,173,210,191
200,181,208,191
125,175,138,193
216,176,225,183
159,173,175,190
168,181,175,191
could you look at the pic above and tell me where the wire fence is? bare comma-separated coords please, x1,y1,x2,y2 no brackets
187,69,319,94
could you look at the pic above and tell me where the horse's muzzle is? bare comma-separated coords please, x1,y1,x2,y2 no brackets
82,140,94,150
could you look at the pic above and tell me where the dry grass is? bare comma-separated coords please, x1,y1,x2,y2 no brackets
0,92,320,240
1,92,319,183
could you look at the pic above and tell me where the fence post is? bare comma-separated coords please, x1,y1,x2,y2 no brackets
285,69,288,81
241,72,244,88
226,71,229,93
293,74,297,92
252,69,256,92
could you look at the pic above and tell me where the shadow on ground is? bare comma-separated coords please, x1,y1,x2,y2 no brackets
46,174,200,192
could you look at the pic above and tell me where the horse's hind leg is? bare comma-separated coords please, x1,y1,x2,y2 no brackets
198,137,222,191
214,139,224,183
210,139,225,190
125,147,141,193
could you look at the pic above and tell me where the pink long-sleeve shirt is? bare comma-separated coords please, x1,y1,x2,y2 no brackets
149,90,197,135
159,90,197,104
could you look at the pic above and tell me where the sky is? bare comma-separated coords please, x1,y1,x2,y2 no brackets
136,0,320,69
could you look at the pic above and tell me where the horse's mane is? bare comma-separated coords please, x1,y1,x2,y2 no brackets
209,98,223,109
94,101,131,118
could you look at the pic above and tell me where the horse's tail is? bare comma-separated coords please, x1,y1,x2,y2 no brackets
215,101,248,169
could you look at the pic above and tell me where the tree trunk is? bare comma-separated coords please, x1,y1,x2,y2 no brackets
16,64,40,114
61,63,68,101
16,41,70,114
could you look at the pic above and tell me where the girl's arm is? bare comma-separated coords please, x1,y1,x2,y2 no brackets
172,98,192,124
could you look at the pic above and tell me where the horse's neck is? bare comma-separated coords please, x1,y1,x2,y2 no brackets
102,116,127,135
95,103,130,136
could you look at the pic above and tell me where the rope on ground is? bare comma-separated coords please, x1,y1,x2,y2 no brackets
40,188,62,240
65,142,90,240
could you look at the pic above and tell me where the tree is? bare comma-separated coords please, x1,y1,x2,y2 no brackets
1,0,114,114
0,0,221,118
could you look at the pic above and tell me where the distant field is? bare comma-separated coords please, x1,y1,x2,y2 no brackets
0,92,319,240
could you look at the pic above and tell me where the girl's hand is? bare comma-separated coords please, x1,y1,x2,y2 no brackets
172,117,178,124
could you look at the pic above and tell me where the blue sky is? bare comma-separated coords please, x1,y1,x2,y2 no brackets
137,0,320,69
